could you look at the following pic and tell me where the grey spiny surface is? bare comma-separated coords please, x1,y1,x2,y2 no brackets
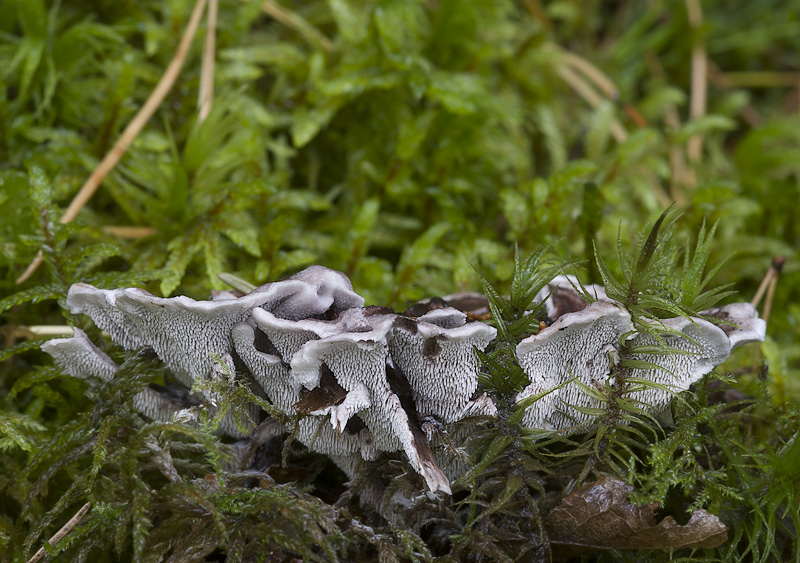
515,301,632,431
43,268,765,493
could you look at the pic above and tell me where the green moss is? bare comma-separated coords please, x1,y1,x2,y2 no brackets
1,1,798,561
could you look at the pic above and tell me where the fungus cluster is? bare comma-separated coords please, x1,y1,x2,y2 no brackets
43,267,765,493
515,276,766,431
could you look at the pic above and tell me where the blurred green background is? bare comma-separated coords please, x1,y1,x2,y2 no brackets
1,1,799,560
2,0,797,397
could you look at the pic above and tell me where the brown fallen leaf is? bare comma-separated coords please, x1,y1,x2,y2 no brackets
546,474,727,554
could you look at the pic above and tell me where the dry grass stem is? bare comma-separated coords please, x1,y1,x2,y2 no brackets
751,269,774,308
522,0,553,31
27,502,91,563
557,47,648,131
686,0,707,163
16,0,209,285
26,326,75,336
557,61,670,207
102,226,158,239
559,50,619,99
556,65,627,142
751,258,784,308
719,72,800,88
198,0,218,122
256,0,335,52
750,257,784,372
751,275,778,372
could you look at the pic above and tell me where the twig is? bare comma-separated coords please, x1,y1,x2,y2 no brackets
686,0,707,163
27,326,75,336
644,51,691,198
556,65,628,142
102,226,158,239
16,0,209,285
751,256,784,372
522,0,553,32
751,256,785,308
27,502,91,563
717,72,800,88
255,0,334,53
198,0,218,122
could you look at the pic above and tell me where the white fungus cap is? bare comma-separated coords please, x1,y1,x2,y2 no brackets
290,308,452,494
701,302,767,350
41,329,211,431
65,266,366,387
42,328,118,382
625,316,731,413
533,275,612,322
388,309,497,423
516,301,633,431
518,274,767,432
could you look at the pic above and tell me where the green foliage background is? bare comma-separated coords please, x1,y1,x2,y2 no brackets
1,0,799,561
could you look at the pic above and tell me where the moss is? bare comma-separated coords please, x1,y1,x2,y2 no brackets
1,1,799,561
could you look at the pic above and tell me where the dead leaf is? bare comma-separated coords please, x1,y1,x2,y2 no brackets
546,474,727,553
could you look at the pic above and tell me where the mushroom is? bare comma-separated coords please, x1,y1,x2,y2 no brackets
515,301,633,431
231,321,377,470
287,307,452,494
388,308,497,423
276,265,366,320
701,302,767,350
518,276,767,431
42,328,118,383
625,316,731,413
65,286,146,350
66,266,365,388
42,329,198,428
533,275,611,323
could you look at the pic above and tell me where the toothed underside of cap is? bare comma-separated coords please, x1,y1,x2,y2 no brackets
51,267,768,493
516,302,633,431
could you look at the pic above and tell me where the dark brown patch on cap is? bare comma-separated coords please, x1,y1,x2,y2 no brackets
403,297,448,317
293,365,347,414
549,286,590,321
445,294,490,317
363,305,395,317
422,337,442,359
393,316,418,335
385,363,438,470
